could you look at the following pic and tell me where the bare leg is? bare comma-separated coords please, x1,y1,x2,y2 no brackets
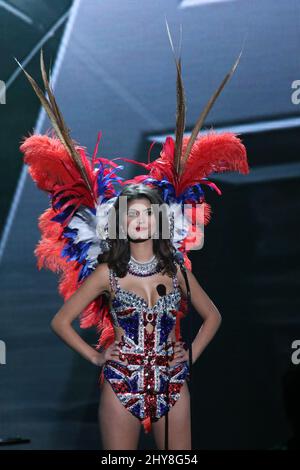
152,381,191,450
98,378,141,450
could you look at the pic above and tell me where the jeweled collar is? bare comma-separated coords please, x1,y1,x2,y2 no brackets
127,254,161,277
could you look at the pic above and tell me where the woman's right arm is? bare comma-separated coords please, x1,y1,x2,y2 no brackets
50,262,111,367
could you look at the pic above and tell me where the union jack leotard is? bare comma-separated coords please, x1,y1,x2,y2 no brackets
99,268,190,434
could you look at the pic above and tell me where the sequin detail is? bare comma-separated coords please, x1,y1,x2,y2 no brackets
101,269,190,434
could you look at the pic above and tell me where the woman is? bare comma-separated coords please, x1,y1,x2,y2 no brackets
50,183,222,450
18,44,248,451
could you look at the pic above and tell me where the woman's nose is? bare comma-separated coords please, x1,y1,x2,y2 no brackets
137,215,147,225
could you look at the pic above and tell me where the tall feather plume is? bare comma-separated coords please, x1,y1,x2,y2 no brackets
165,18,186,177
14,48,97,206
165,19,246,177
181,47,244,169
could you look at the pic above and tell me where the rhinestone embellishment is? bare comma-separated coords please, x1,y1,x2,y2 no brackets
127,254,161,277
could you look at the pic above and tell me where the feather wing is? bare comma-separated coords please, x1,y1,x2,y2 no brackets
19,129,123,351
16,48,125,350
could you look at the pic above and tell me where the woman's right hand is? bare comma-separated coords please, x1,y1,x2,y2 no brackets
91,341,124,367
103,341,123,363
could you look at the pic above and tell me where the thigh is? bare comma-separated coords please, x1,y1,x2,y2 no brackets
152,381,191,450
98,378,141,450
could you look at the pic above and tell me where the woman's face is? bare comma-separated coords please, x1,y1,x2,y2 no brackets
122,197,157,240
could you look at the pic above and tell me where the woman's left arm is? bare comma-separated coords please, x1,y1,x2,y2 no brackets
177,266,222,365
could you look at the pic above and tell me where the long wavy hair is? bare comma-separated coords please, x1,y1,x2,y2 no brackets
97,183,177,278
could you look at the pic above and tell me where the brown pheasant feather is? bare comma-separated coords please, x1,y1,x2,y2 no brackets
15,48,97,206
165,19,246,178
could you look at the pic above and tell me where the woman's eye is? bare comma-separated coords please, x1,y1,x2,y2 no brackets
128,210,152,216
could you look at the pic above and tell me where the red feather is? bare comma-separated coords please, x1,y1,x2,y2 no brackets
19,133,97,206
178,131,249,194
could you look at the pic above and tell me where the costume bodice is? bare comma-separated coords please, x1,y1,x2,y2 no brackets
108,268,182,351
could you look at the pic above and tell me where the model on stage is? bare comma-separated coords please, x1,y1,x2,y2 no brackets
93,183,222,449
17,25,249,450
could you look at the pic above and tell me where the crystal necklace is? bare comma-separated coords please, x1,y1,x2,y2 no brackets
128,254,161,276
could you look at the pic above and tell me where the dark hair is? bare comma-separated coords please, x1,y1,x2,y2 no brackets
97,183,177,278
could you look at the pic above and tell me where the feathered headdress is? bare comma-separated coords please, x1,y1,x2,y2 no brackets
113,21,248,268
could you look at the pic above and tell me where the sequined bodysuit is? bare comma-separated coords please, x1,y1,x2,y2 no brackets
100,268,190,434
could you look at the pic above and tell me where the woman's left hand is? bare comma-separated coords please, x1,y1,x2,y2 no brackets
168,341,189,367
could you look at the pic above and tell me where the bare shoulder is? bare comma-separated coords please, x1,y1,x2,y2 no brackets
91,262,110,293
175,263,221,321
51,262,111,326
175,263,196,297
175,262,186,291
